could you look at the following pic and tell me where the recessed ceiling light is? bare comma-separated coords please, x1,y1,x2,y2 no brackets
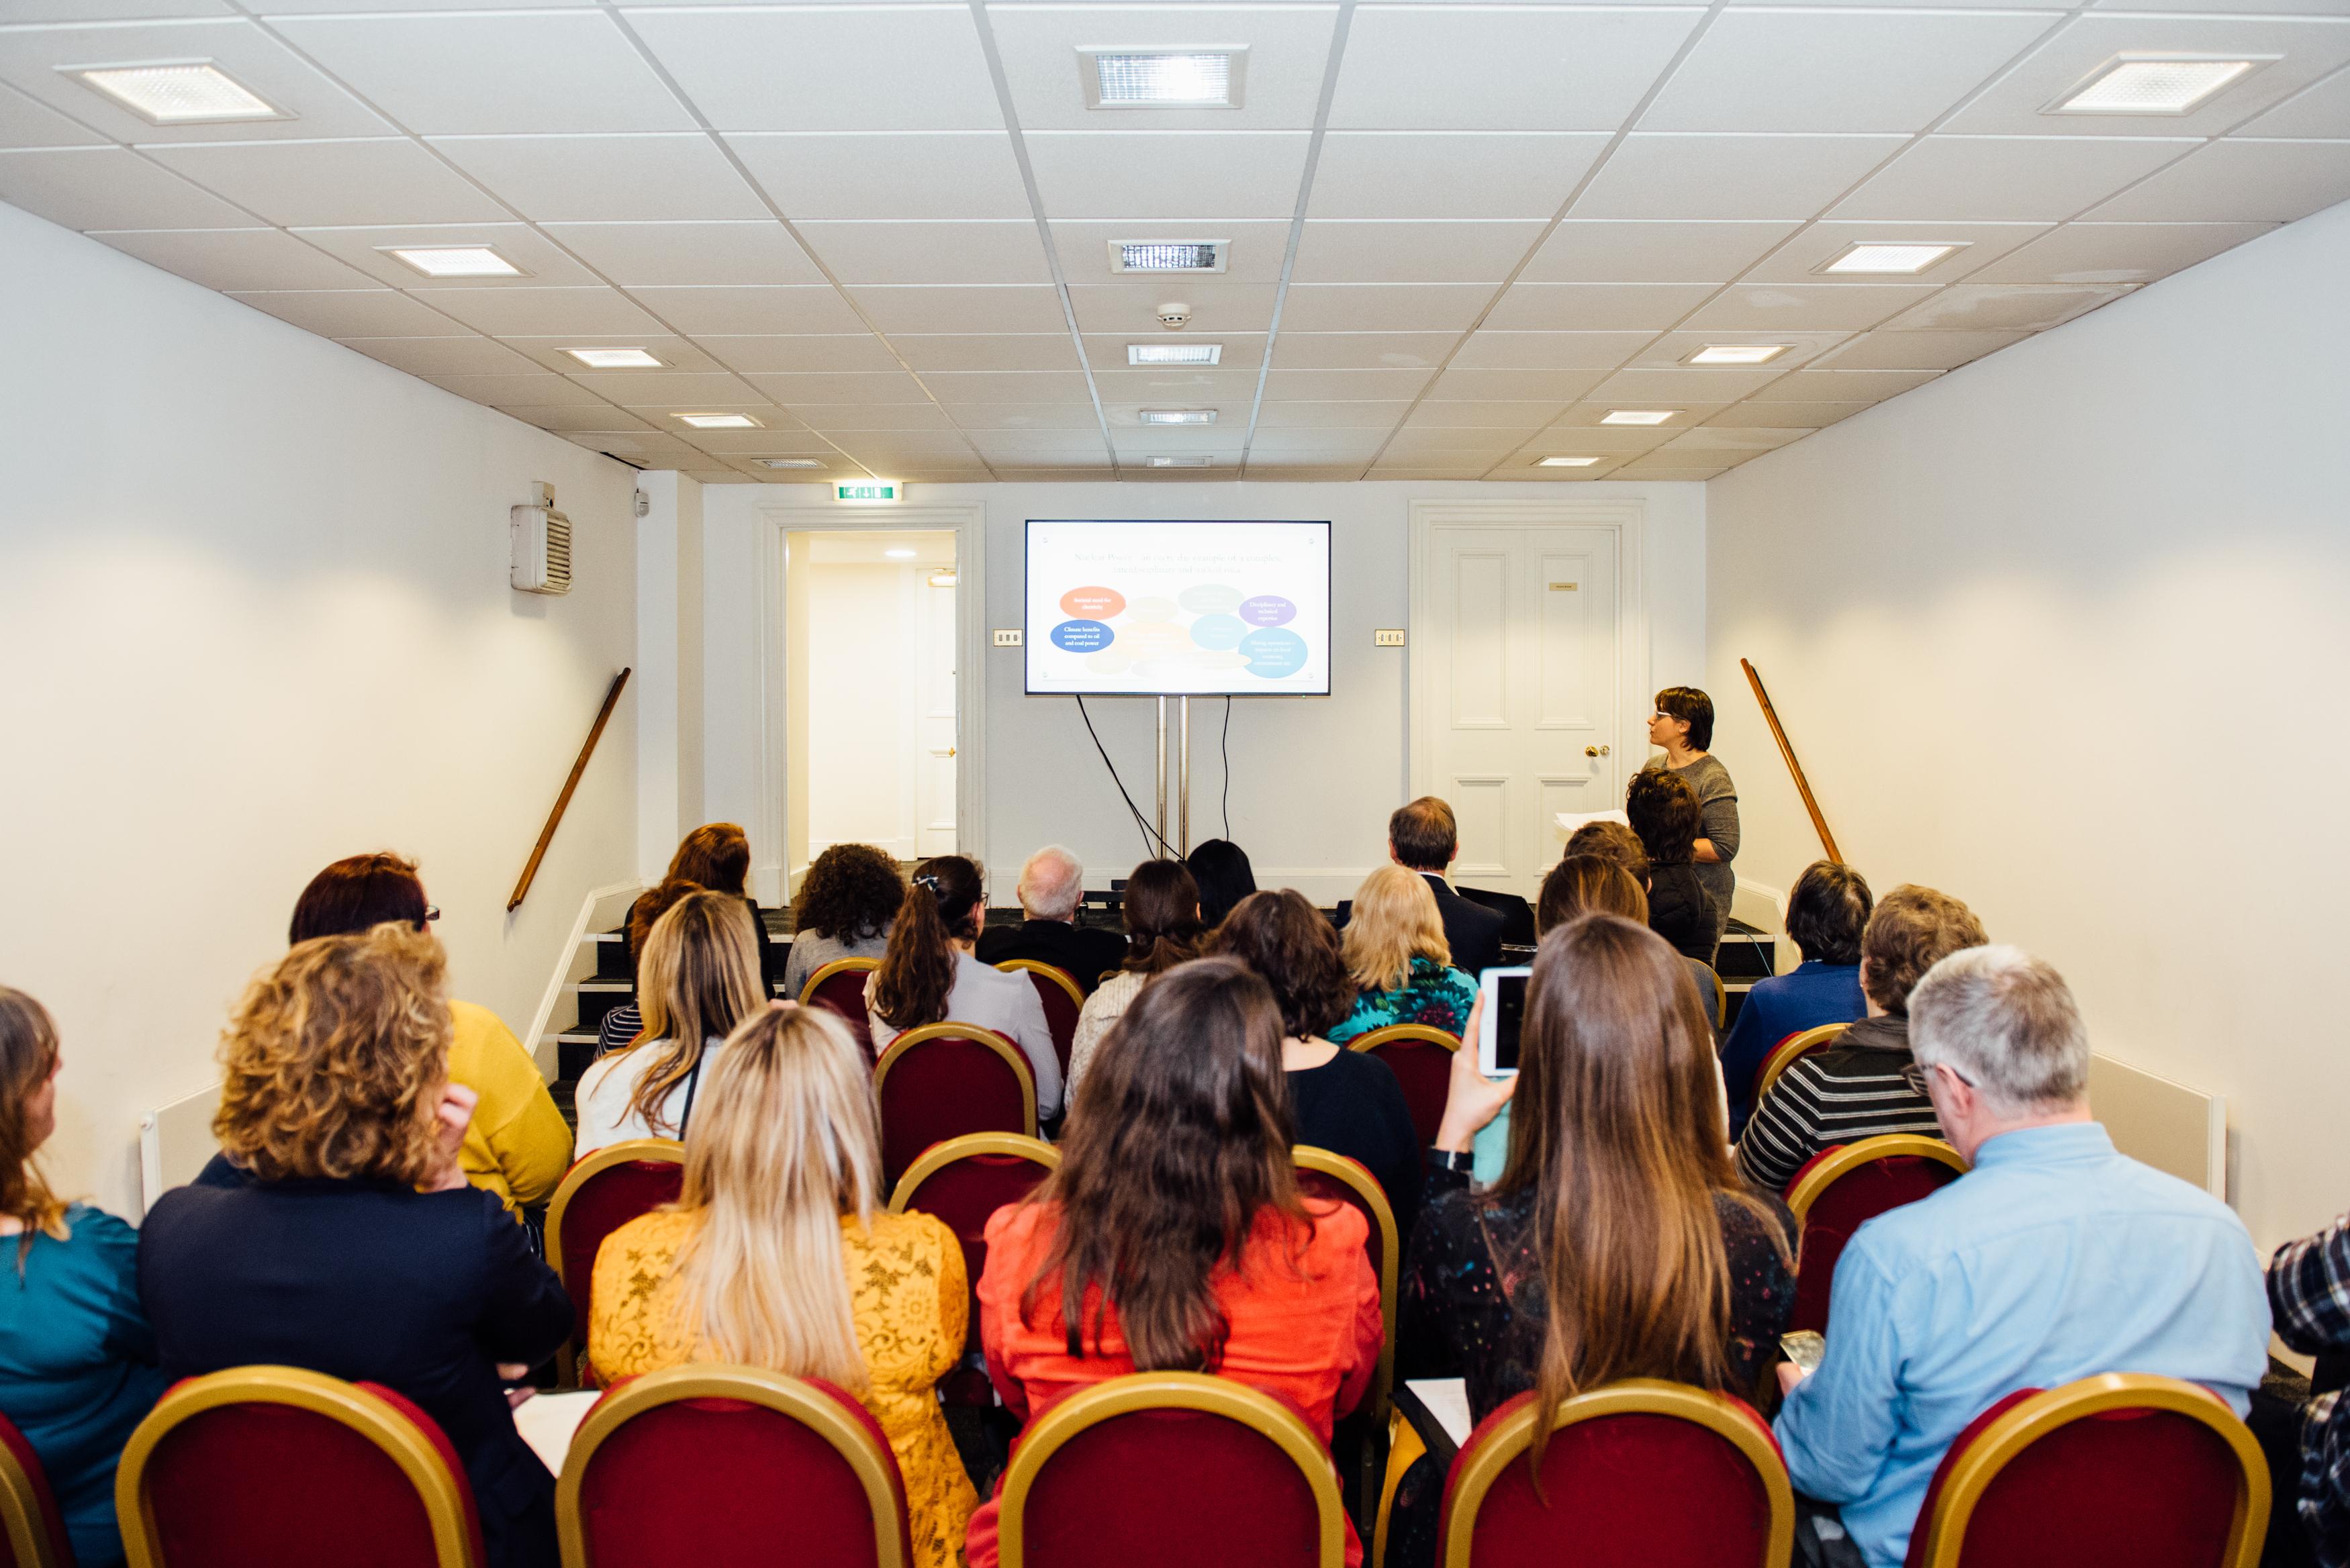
677,413,761,429
2049,54,2271,115
1537,456,1603,468
1818,242,1962,277
71,62,285,125
1600,409,1678,426
755,458,825,469
1139,409,1216,426
1129,343,1222,366
1111,241,1228,274
884,548,916,559
386,246,524,279
565,348,663,369
1082,49,1246,109
1687,344,1791,366
1147,456,1213,468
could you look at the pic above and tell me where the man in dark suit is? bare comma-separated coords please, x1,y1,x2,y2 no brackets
974,844,1127,993
1390,796,1506,977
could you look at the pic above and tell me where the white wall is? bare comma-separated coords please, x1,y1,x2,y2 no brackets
1707,199,2350,1253
0,201,640,1216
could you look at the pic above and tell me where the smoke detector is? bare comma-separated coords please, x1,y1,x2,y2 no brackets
1156,301,1192,329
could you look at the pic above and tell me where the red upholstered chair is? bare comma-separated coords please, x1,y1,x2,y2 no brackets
1292,1147,1401,1511
0,1410,72,1568
1344,1025,1459,1150
994,1371,1347,1568
1784,1135,1967,1334
888,1132,1061,1408
802,959,883,1064
1903,1373,2267,1568
115,1366,484,1568
873,1024,1037,1187
546,1138,686,1385
994,961,1085,1081
1752,1024,1848,1110
557,1365,912,1568
1437,1380,1794,1568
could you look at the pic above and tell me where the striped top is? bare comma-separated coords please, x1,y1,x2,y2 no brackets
1735,1014,1941,1195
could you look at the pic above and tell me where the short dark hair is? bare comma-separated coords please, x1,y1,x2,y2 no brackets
1861,885,1987,1016
1785,861,1872,967
1654,687,1713,751
1185,839,1258,928
1564,821,1650,884
289,853,428,944
1209,889,1356,1039
1120,859,1206,976
1624,771,1701,867
1389,797,1458,872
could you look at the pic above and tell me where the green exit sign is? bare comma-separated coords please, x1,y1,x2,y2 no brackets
835,481,902,504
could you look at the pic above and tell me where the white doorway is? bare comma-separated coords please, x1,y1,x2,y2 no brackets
1409,500,1648,901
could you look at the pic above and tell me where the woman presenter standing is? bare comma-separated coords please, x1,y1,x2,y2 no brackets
1642,687,1739,946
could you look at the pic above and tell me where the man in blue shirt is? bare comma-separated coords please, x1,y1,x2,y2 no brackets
1773,944,2269,1568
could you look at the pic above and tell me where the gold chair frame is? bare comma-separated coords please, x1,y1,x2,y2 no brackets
996,1371,1347,1568
1440,1379,1794,1568
1345,1024,1460,1057
1753,1023,1850,1106
1292,1146,1401,1426
885,1131,1061,1214
1907,1373,2268,1568
1783,1134,1967,1225
0,1422,64,1568
555,1364,909,1568
1697,961,1727,1030
994,959,1086,1014
115,1365,481,1568
798,957,882,1006
545,1136,686,1386
874,1024,1039,1139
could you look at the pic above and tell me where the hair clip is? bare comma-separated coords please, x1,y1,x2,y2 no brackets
913,873,943,895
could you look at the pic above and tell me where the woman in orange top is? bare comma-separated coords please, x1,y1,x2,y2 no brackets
968,957,1384,1568
590,1003,975,1568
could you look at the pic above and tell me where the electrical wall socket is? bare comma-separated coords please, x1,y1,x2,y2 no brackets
1374,628,1406,648
992,628,1023,648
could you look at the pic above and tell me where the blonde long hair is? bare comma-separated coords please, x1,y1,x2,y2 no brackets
1342,864,1452,993
667,1003,881,1387
624,891,766,1135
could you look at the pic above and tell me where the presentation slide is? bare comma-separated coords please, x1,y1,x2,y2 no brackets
1025,520,1332,697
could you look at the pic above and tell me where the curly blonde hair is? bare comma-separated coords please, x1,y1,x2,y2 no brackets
216,923,451,1183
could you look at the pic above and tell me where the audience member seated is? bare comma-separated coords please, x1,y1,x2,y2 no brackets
1211,890,1421,1243
1773,946,2269,1568
782,842,904,999
1387,797,1505,977
573,890,767,1155
1640,686,1740,947
0,988,169,1568
645,822,782,999
1563,818,1651,881
590,1001,973,1568
1385,913,1795,1568
868,854,1062,1122
290,853,568,1218
594,875,702,1057
2268,1210,2350,1567
1624,769,1718,962
974,845,1125,995
1067,858,1204,1097
140,925,573,1568
1718,861,1873,1138
1736,884,1983,1194
1329,865,1476,1044
1537,853,1724,1025
965,959,1382,1568
1185,837,1258,928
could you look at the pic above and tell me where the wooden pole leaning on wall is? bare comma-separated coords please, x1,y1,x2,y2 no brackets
508,668,632,912
1739,658,1842,865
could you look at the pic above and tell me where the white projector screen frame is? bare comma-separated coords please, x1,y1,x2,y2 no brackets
1023,518,1333,697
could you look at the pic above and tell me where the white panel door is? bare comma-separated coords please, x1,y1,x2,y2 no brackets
1423,525,1620,899
917,570,958,856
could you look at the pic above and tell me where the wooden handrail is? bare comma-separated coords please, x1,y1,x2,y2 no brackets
508,668,631,912
1740,658,1841,864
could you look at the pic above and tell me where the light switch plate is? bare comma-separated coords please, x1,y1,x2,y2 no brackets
993,628,1023,647
1374,628,1406,648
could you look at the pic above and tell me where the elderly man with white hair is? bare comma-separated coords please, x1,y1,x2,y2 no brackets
1772,944,2269,1568
974,844,1126,995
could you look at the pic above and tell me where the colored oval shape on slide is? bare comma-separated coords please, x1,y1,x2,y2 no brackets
1051,619,1114,653
1239,595,1297,627
1179,583,1243,616
1239,627,1309,678
1060,586,1125,619
1125,595,1181,624
1188,614,1247,650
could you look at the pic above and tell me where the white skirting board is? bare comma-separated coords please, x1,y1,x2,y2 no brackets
2089,1052,2226,1200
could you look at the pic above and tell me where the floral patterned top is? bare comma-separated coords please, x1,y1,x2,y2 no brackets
590,1207,978,1568
1327,956,1478,1045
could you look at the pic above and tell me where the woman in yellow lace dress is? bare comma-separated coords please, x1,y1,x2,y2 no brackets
589,1002,977,1568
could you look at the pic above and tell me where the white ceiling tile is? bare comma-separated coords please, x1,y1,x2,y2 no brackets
0,17,392,144
1519,423,1675,452
1963,221,2278,285
1613,459,1730,478
1088,367,1261,401
796,222,1051,285
432,134,766,222
333,334,540,376
88,226,376,290
1736,220,2047,285
0,146,254,229
4,0,230,17
1482,281,1715,330
1573,134,1909,220
1080,332,1265,369
1247,434,1387,456
1026,131,1309,219
1049,218,1293,285
567,369,766,407
1545,401,1729,428
1269,332,1458,369
1874,282,2126,332
1262,366,1434,400
728,132,1031,220
1241,464,1372,481
147,138,508,226
849,284,1070,334
500,336,724,373
1831,136,2194,222
1422,366,1609,401
1628,330,1849,370
227,287,465,335
0,81,107,149
541,222,825,286
496,405,657,434
916,370,1096,400
2240,69,2350,140
291,222,605,287
1402,401,1559,430
1331,7,1702,132
2085,139,2350,224
271,11,694,135
794,403,955,429
2088,0,2350,13
1067,281,1276,334
989,5,1340,132
1252,403,1410,429
1519,221,1800,284
1310,132,1611,219
1452,330,1655,368
1278,282,1495,331
1706,399,1872,428
1591,365,1787,401
629,5,1003,132
1655,426,1812,452
264,0,594,12
743,371,933,403
1681,282,1934,332
960,404,1109,430
624,285,868,335
423,372,613,407
892,334,1081,372
699,334,904,373
968,430,1105,454
1291,221,1545,285
417,285,667,338
1748,368,1939,401
1812,329,2029,371
1640,10,2058,135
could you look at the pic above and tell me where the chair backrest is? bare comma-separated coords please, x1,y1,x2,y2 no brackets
1438,1379,1793,1568
547,1138,687,1385
887,1133,1062,1363
802,959,882,1062
116,1366,484,1568
1344,1024,1459,1149
0,1410,70,1568
1693,960,1726,1030
558,1365,911,1568
1452,886,1537,948
872,1024,1037,1186
995,961,1084,1079
1290,1146,1399,1425
1752,1024,1848,1108
996,1371,1346,1568
1784,1135,1967,1334
1903,1373,2266,1568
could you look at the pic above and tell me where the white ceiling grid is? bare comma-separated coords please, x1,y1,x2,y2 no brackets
1,1,2345,483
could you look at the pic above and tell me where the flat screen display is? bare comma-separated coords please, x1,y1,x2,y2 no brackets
1023,519,1332,697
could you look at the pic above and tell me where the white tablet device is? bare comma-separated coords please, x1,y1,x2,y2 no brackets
1478,967,1532,1078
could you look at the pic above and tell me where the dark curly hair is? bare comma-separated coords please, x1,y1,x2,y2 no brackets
1626,769,1701,867
792,843,904,943
1209,889,1355,1040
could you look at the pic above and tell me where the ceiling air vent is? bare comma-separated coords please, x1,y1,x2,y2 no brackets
511,482,573,595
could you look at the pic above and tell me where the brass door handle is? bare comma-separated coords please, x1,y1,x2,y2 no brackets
1585,744,1611,757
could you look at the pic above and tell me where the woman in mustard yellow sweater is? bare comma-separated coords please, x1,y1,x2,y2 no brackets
590,1003,974,1568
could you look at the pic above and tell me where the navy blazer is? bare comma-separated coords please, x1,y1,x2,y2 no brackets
139,1156,572,1568
1419,873,1507,979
